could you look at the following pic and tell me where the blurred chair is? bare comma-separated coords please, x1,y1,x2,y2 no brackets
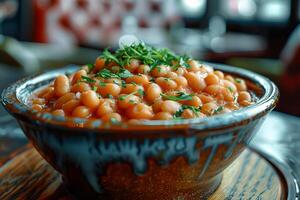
279,24,300,116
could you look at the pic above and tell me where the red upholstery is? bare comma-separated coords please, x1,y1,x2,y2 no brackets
279,25,300,116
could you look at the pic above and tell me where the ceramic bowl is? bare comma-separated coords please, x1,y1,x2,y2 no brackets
1,63,278,199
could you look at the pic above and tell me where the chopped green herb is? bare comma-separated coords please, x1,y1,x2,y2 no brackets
108,94,114,99
111,66,120,73
100,48,121,65
235,79,242,83
113,80,120,86
110,118,120,124
137,89,145,96
121,80,127,88
118,69,133,78
173,116,183,120
174,110,183,118
92,86,98,91
99,82,106,87
161,92,193,101
181,55,191,68
149,65,158,72
96,69,119,79
86,64,94,72
173,55,191,69
96,68,132,79
234,95,238,102
157,66,162,72
81,75,95,83
227,87,234,93
98,43,193,70
119,96,126,101
119,90,139,101
174,105,200,118
129,100,136,104
214,106,224,114
184,105,200,116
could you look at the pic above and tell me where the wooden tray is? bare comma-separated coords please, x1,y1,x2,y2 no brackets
0,145,287,200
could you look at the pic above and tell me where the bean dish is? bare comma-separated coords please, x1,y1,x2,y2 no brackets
30,43,254,123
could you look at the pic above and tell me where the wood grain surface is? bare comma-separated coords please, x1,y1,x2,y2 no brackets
0,145,285,200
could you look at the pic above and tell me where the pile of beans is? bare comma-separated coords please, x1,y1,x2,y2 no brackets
30,57,253,123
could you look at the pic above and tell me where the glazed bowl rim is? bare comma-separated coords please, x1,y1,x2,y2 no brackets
1,62,279,133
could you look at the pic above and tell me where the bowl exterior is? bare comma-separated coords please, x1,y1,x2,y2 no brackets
17,115,266,199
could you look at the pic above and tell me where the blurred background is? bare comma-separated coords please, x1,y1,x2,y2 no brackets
1,0,300,116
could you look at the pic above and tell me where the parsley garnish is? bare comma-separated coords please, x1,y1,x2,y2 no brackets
81,75,95,83
233,95,238,102
150,65,161,72
161,92,193,101
119,89,143,101
96,68,132,79
227,87,234,93
96,69,119,79
174,105,200,118
118,69,133,78
214,106,224,114
119,95,128,101
129,99,136,104
86,64,94,72
121,80,127,88
113,80,120,86
100,49,120,65
92,86,98,91
173,117,183,120
99,82,106,87
235,79,242,83
173,110,182,118
98,43,192,70
137,89,145,96
110,118,120,124
173,54,191,69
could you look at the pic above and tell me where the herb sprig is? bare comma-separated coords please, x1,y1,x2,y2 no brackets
86,64,94,72
80,75,96,83
96,68,133,79
174,105,201,118
100,49,121,65
119,89,144,101
99,43,191,70
161,92,193,101
235,78,242,83
214,106,224,114
96,69,119,79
